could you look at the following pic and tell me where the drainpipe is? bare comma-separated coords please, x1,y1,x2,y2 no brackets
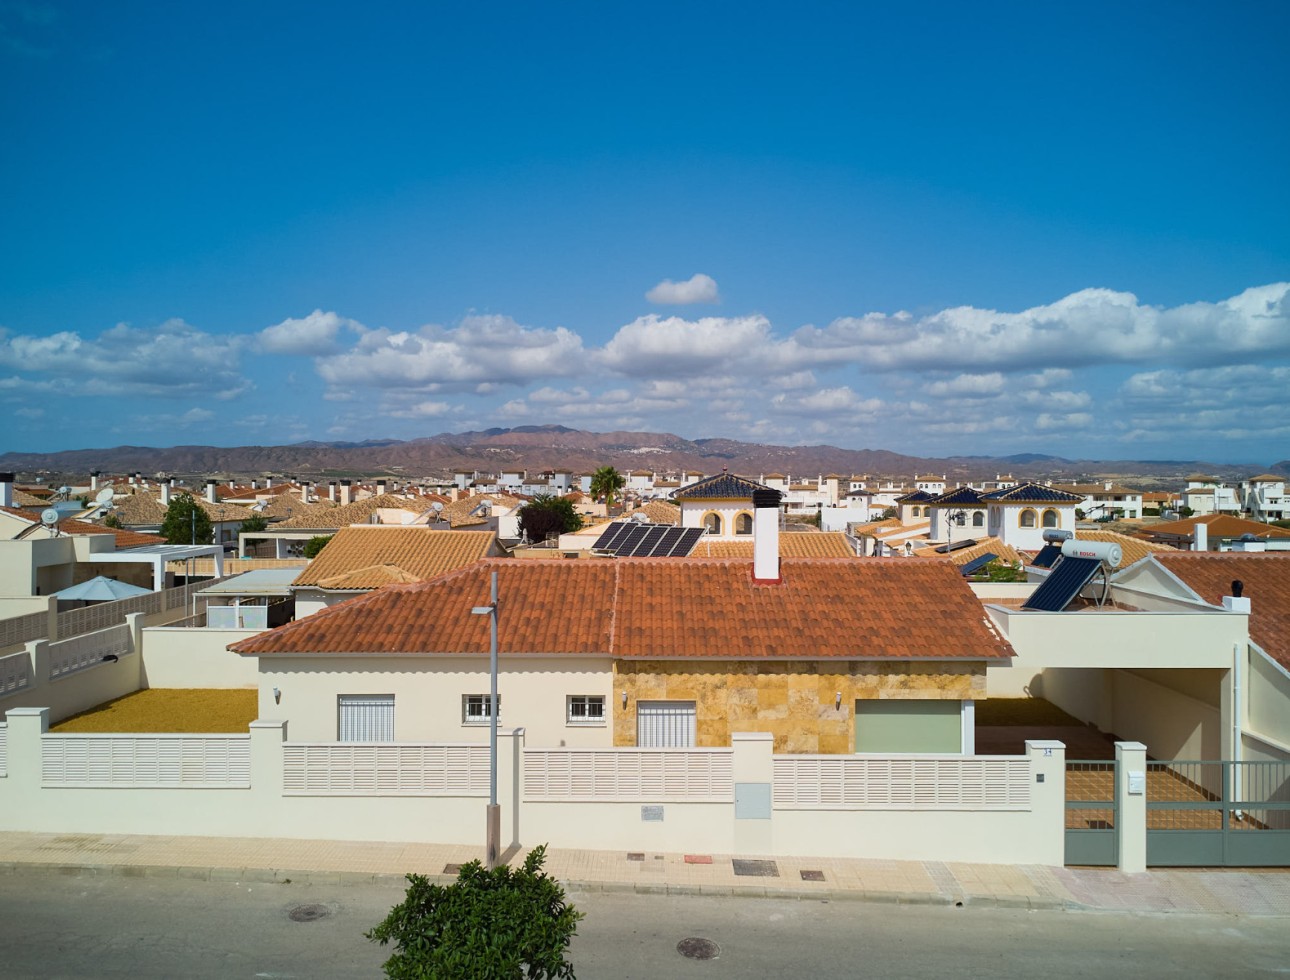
1224,584,1249,816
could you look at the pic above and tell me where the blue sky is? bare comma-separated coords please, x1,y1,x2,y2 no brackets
2,2,1287,464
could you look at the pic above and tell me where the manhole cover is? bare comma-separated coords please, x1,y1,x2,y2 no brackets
732,859,779,877
677,937,720,960
288,904,331,922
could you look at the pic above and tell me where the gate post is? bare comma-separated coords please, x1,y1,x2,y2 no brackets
1115,741,1147,873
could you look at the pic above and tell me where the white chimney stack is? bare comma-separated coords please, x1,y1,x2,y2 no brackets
328,481,337,502
0,472,13,508
90,471,100,491
376,480,387,496
1194,521,1209,553
300,481,311,503
340,479,353,507
752,488,783,584
206,480,218,504
160,482,172,505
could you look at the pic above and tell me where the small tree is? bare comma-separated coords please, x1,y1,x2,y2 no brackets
160,493,213,545
240,514,269,534
588,465,625,512
102,513,122,528
519,494,583,543
303,534,333,559
367,845,581,979
983,559,1028,582
1177,506,1194,518
879,506,897,520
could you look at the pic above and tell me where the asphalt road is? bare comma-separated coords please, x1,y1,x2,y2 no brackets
0,871,1287,979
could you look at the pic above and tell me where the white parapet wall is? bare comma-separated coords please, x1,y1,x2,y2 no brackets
140,627,262,688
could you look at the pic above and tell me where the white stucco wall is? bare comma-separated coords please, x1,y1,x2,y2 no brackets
678,500,755,540
987,502,1075,552
255,655,616,747
141,627,262,688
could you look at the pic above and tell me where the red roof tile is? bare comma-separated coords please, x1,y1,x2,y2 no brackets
1154,553,1290,670
232,558,1013,661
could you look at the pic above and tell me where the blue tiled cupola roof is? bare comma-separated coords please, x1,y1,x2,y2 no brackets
670,471,772,501
895,489,934,504
979,481,1084,503
927,486,984,507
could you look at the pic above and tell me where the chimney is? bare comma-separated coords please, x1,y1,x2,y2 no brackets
376,480,387,497
340,479,353,507
300,481,311,504
160,482,172,505
169,476,177,488
250,479,258,490
1193,521,1208,552
90,471,100,491
265,476,273,489
205,480,218,504
752,488,783,584
0,472,13,508
1105,481,1113,491
128,473,136,486
328,481,337,502
1223,579,1251,615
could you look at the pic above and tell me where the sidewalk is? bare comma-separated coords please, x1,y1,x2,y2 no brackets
1,830,1287,916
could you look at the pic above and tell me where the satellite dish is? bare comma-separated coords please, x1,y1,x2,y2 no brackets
57,486,72,496
95,487,115,505
432,501,444,512
40,508,60,527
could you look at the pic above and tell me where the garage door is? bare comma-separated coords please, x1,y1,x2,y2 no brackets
636,700,696,747
855,699,961,753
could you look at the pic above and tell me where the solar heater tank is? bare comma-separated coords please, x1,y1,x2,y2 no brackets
1060,538,1121,568
1042,528,1073,543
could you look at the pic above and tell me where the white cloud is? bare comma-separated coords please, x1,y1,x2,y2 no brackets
789,282,1290,372
645,273,720,305
0,319,249,398
596,314,779,377
387,400,457,419
259,310,361,356
129,407,216,429
317,314,585,390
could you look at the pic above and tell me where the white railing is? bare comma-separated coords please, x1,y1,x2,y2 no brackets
0,611,48,650
47,624,133,679
282,743,490,796
0,650,31,695
41,734,251,788
0,722,7,778
773,755,1032,810
523,748,735,802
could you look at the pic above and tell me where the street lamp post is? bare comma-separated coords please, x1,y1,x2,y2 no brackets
471,569,501,869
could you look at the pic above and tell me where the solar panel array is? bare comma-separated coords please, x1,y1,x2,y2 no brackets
1030,544,1063,569
958,553,998,577
1021,556,1102,612
591,522,705,557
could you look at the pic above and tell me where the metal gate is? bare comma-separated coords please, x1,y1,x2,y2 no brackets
636,700,696,748
1147,760,1290,867
1065,760,1117,866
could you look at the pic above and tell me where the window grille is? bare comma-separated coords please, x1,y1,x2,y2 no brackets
463,694,500,725
337,694,394,742
567,695,605,724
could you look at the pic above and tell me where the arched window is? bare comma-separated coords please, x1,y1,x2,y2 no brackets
1019,509,1037,528
972,511,984,527
1041,509,1059,528
703,512,722,535
734,512,753,535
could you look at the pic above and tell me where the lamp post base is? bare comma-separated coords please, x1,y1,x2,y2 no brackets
485,803,501,869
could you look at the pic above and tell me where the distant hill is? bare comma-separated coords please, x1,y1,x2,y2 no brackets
0,425,1272,487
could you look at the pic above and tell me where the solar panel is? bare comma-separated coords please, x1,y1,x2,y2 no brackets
935,537,977,554
959,553,997,576
1021,556,1101,612
1030,544,1063,569
591,522,703,557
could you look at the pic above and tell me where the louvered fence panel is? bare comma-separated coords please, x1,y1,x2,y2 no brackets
773,755,1031,810
0,722,7,778
281,743,489,796
41,734,250,787
0,611,47,650
47,624,133,678
0,651,31,695
523,748,734,802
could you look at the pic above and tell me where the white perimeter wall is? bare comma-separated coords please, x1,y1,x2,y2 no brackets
141,627,262,688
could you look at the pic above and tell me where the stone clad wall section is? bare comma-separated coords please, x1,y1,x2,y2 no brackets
613,660,986,752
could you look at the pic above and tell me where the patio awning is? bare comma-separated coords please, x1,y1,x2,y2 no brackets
53,576,155,601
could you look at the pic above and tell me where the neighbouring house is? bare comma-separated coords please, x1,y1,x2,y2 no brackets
289,525,498,616
926,485,988,542
1053,481,1145,520
1182,475,1241,516
1241,475,1288,522
671,471,773,539
1141,515,1290,553
981,482,1082,551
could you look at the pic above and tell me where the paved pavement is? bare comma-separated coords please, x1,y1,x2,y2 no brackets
1,830,1287,916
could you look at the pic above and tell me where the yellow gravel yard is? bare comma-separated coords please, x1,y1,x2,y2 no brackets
51,689,258,733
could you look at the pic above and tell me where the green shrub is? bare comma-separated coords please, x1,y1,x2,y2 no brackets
303,534,333,559
367,845,581,979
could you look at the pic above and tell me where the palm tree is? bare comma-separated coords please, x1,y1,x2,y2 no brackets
589,465,626,513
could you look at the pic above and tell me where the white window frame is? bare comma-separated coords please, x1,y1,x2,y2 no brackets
566,695,606,726
462,694,500,725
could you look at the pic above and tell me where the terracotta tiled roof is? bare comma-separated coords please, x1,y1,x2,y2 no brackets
692,532,855,558
1072,529,1176,568
912,537,1023,568
232,558,1014,661
1145,515,1290,541
56,518,163,549
671,472,771,500
109,489,169,526
621,501,681,525
437,493,524,528
1154,553,1290,669
850,518,902,534
292,526,496,589
316,563,425,590
1247,474,1284,483
979,482,1084,504
274,493,430,530
12,489,47,507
